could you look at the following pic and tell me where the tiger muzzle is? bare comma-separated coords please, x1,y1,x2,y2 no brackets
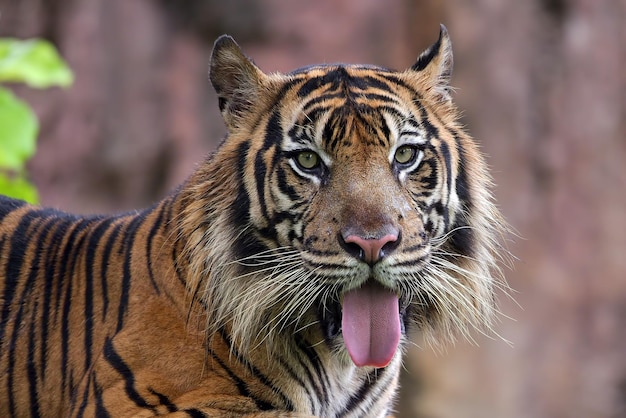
338,229,400,265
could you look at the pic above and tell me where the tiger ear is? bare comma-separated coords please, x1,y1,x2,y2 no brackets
209,35,266,127
409,24,454,102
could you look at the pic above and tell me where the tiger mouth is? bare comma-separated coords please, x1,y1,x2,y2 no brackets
319,281,408,365
319,293,409,341
319,302,342,341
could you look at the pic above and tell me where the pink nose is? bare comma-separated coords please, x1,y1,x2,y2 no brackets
342,233,399,265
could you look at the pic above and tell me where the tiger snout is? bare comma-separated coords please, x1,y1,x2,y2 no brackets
338,228,400,266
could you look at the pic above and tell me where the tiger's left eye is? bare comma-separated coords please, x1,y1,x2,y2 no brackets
394,145,417,165
296,151,320,170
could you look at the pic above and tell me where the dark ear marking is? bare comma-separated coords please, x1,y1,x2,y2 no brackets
209,35,265,126
410,24,454,100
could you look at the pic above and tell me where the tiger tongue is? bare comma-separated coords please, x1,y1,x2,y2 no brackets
341,281,401,368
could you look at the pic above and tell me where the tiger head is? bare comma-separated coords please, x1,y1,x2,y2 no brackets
181,26,506,369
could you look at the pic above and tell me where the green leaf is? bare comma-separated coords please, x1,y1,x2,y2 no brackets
0,38,74,88
0,172,39,204
0,87,38,170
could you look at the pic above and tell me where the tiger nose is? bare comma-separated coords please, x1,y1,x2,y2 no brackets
341,232,400,265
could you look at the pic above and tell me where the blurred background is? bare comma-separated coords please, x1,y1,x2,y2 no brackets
1,0,625,416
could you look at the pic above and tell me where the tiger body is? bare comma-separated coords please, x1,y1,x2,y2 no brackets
0,26,506,417
1,197,377,417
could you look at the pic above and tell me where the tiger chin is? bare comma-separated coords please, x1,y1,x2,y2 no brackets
0,25,507,417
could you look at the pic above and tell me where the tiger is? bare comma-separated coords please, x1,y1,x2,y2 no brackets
0,25,507,417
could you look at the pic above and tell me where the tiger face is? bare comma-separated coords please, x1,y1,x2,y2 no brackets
186,25,505,371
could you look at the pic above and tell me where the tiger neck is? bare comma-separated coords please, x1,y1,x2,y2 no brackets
208,321,401,416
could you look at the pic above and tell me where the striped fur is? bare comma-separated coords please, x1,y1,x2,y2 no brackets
0,26,507,417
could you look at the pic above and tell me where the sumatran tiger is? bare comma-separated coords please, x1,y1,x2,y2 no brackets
0,26,507,417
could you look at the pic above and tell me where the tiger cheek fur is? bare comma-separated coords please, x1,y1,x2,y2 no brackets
0,25,507,418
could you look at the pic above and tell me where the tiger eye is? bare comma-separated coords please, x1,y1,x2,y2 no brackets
296,151,320,170
394,145,416,165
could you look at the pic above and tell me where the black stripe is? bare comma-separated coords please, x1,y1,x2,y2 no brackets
61,219,93,394
294,335,330,406
275,166,301,202
296,70,340,98
377,105,411,123
231,142,267,261
378,110,392,145
402,241,428,253
3,212,47,416
353,110,385,147
338,368,385,417
24,218,59,417
439,140,452,230
0,195,26,222
27,301,41,417
0,210,40,344
84,219,113,371
183,409,208,418
93,373,110,418
302,247,342,257
146,207,166,294
374,73,427,106
324,108,346,153
231,188,267,260
275,355,316,412
51,216,75,323
402,117,422,132
164,199,186,286
206,346,274,411
100,223,123,320
219,328,294,410
300,94,339,115
148,388,178,412
4,211,49,415
286,124,310,146
7,302,25,415
419,158,438,191
103,337,155,412
172,237,186,286
253,149,270,220
447,137,475,257
254,110,283,223
448,217,473,258
247,77,300,133
419,106,439,139
454,135,472,207
393,254,431,268
357,92,398,104
348,74,394,92
75,368,91,418
41,217,72,382
259,210,297,234
232,141,250,225
117,212,148,333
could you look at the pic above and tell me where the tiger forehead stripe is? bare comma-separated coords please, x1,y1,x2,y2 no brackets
291,76,414,127
294,67,403,101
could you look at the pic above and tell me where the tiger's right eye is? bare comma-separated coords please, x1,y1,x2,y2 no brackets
295,151,320,170
394,145,417,165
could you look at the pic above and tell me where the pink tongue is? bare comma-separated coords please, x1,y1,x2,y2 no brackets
341,281,401,368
